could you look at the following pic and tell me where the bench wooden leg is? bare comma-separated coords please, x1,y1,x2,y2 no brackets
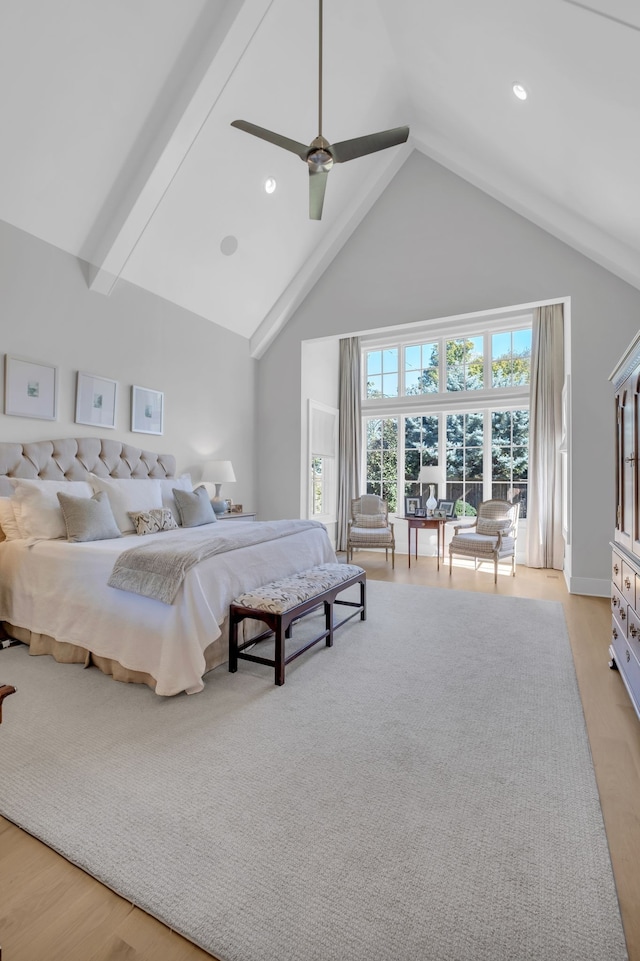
275,621,286,686
325,600,334,647
229,615,239,673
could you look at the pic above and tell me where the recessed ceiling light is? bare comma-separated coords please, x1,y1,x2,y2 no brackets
512,83,528,101
264,177,277,194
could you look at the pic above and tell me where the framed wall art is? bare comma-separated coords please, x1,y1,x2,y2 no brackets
75,371,117,429
4,355,58,420
131,385,164,435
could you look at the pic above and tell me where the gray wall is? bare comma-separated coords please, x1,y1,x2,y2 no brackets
0,219,256,509
257,149,640,593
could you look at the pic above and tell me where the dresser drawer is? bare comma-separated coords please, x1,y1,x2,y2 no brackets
622,561,637,607
611,583,628,635
612,551,623,590
611,624,640,716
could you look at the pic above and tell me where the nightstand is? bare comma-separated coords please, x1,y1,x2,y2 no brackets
217,512,257,522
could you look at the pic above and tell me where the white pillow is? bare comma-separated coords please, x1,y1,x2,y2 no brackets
0,497,22,541
12,479,93,540
89,475,163,533
159,473,192,524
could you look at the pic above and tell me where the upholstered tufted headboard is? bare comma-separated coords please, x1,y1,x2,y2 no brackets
0,437,176,496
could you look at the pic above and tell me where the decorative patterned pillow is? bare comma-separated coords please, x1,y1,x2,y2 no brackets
354,512,387,529
129,508,179,536
477,517,512,535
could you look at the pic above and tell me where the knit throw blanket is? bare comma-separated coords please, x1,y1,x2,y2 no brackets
108,519,325,604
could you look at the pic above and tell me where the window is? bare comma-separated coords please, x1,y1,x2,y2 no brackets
491,329,532,387
446,412,484,514
366,417,399,511
366,348,399,399
311,456,326,515
308,400,338,519
362,319,531,520
446,337,484,391
405,342,439,395
491,410,529,516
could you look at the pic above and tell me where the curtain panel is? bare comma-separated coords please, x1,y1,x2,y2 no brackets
526,304,565,570
336,337,361,551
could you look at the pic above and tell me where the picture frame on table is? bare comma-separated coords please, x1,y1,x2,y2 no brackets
4,355,58,420
404,495,422,516
414,507,427,517
131,385,164,435
437,499,455,518
75,371,117,429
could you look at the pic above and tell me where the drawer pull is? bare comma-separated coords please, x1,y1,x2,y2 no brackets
626,649,631,663
631,624,638,638
625,576,632,590
614,563,620,574
612,595,618,607
613,627,618,640
621,608,626,620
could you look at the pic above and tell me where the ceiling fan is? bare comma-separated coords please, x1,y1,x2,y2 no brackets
231,0,409,220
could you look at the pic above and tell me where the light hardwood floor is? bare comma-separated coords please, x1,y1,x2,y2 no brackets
1,553,639,961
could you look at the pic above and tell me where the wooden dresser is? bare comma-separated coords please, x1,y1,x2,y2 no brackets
610,332,640,720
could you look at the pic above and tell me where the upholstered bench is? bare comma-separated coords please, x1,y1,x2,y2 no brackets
228,563,366,685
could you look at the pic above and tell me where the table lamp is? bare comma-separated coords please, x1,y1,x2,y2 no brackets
418,466,442,516
202,460,236,513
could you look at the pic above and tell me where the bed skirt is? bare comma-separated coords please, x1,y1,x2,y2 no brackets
1,621,230,693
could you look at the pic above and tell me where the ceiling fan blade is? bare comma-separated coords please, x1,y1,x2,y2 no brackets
309,169,329,220
330,125,410,164
231,120,308,160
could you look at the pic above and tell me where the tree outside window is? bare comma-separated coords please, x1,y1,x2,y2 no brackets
491,409,529,517
492,330,532,387
446,337,484,391
366,417,398,511
405,343,438,395
404,415,439,498
446,412,484,515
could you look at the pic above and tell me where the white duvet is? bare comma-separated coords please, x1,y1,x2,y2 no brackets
0,522,335,696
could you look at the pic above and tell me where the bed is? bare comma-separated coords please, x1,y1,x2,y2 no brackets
0,437,336,696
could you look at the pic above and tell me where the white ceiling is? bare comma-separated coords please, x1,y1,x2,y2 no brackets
1,0,639,355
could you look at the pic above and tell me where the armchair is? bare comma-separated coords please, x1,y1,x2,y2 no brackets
449,499,520,583
346,494,395,568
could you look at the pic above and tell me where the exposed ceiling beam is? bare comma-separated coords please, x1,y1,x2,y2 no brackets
84,0,274,296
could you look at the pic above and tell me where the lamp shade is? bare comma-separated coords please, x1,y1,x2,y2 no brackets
417,466,443,485
202,460,236,484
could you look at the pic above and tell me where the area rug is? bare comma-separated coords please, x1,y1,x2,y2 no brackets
0,582,628,961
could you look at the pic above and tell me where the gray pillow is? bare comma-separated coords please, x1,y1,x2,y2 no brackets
57,490,122,543
173,485,217,528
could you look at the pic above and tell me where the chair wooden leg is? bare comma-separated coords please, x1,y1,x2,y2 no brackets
449,550,453,576
494,557,498,584
391,546,395,569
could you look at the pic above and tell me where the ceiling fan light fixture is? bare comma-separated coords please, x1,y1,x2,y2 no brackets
264,177,277,194
512,82,528,101
230,0,409,220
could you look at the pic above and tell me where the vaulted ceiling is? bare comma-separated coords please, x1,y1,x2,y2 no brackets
1,0,638,356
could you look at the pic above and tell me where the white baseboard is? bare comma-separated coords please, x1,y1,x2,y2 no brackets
565,574,609,597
